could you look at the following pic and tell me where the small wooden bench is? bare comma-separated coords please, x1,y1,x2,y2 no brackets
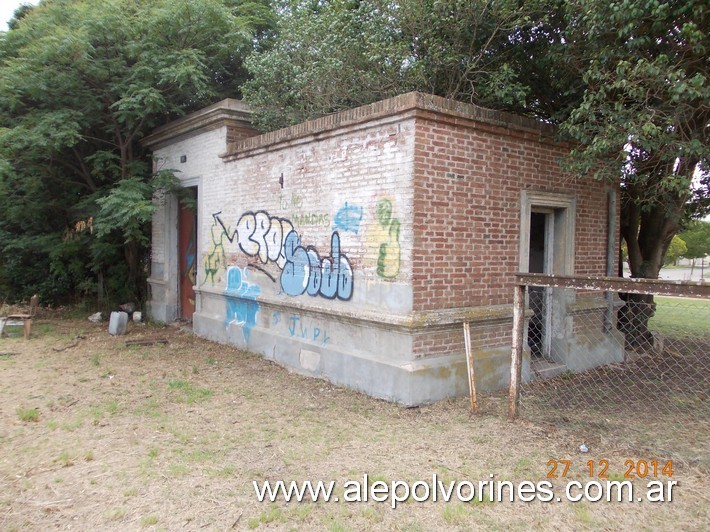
0,295,39,340
0,315,33,339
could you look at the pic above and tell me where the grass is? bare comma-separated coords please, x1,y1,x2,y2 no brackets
105,508,127,521
16,407,39,422
649,296,710,337
56,450,75,467
141,515,159,527
90,400,119,424
441,503,471,526
1,317,706,531
167,379,212,404
247,505,285,528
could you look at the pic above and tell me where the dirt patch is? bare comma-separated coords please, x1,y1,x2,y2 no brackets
0,318,707,530
520,341,709,469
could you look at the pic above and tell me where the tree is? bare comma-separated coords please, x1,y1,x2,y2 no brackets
560,0,709,281
245,1,708,274
0,0,274,304
6,3,35,30
679,220,710,274
663,235,687,266
243,0,708,349
242,0,547,130
558,0,708,348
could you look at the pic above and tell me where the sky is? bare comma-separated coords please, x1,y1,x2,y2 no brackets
1,0,39,32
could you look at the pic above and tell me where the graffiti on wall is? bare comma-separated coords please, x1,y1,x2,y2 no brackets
224,267,260,342
291,213,330,227
185,224,197,286
375,198,401,278
333,202,364,234
281,231,353,300
205,221,227,284
272,311,330,346
279,192,303,211
281,193,330,227
288,315,330,345
210,210,354,301
212,211,293,268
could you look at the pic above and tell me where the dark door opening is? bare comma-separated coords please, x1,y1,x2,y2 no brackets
178,187,198,320
528,211,551,358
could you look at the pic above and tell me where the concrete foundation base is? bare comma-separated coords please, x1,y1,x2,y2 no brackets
190,288,518,406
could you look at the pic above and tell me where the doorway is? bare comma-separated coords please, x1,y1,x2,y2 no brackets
527,210,553,358
178,187,198,320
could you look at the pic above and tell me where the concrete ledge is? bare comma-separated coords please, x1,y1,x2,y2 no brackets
195,285,513,332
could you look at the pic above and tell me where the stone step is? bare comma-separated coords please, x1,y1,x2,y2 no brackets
530,358,568,381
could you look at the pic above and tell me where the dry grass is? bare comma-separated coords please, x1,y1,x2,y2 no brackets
0,318,707,530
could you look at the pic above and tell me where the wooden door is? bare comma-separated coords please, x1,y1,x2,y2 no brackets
178,187,197,319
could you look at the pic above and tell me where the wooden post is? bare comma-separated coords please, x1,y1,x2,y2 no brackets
23,318,32,340
463,321,478,413
508,284,526,421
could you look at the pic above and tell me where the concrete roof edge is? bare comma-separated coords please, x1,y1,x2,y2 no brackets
141,99,253,149
226,92,560,157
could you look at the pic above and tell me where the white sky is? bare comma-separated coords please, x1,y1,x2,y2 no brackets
1,0,39,31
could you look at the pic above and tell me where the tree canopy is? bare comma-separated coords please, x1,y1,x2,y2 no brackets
0,0,274,304
244,0,709,282
0,0,707,307
678,220,710,260
560,0,709,278
242,0,578,130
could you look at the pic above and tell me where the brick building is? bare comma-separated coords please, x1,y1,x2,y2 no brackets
143,92,622,405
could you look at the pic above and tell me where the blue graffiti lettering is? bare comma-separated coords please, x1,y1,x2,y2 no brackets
287,316,330,345
224,267,260,343
333,202,363,234
281,231,353,300
212,210,354,301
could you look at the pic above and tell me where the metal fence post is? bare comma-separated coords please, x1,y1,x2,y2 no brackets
508,283,526,421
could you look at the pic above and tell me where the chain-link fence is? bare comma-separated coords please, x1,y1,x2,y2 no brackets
508,275,709,466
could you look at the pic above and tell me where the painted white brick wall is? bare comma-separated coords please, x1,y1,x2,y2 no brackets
199,117,416,315
151,126,230,267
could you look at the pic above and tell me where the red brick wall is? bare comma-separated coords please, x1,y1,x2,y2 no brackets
411,111,611,313
413,322,512,360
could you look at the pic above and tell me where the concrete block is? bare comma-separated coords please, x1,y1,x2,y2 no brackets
108,311,128,336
